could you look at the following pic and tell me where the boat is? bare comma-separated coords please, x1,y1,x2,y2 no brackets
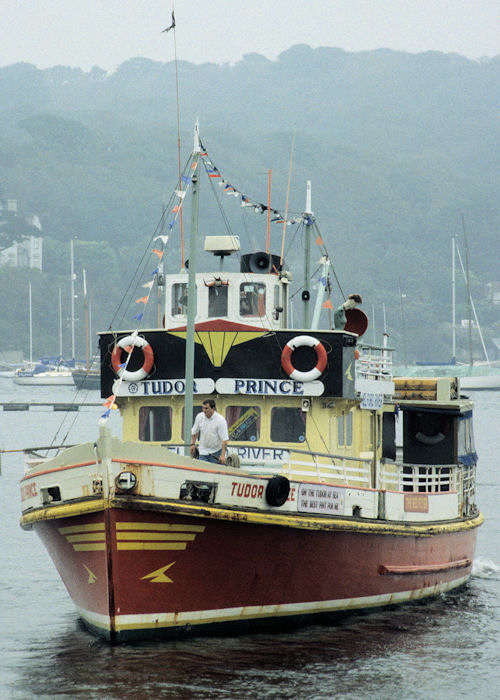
71,270,101,390
20,126,483,642
71,366,101,390
13,282,74,386
14,361,74,386
394,234,500,390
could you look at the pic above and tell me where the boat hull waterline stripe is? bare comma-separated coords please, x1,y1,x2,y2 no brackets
75,575,470,633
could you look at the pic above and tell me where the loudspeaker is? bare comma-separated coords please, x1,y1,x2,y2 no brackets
240,252,282,274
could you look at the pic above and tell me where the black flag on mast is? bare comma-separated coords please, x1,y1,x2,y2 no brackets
162,11,176,33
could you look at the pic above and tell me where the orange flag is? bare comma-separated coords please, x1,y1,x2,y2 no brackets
152,249,164,259
322,299,333,310
136,296,148,304
315,235,324,246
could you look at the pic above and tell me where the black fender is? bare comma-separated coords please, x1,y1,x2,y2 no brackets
265,475,290,507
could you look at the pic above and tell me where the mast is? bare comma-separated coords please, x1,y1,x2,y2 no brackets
70,238,76,363
302,181,313,328
451,237,456,363
28,282,33,365
462,215,473,366
182,121,201,455
398,277,407,367
83,269,89,370
58,287,63,359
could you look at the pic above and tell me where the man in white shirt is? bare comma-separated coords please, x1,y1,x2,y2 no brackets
190,399,229,464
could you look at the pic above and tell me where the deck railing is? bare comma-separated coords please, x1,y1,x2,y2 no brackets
239,445,463,495
355,343,393,382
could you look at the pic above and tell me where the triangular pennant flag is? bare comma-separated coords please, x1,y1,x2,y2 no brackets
142,280,154,289
181,175,190,183
315,235,325,246
132,312,144,321
175,190,186,199
322,299,334,310
136,296,148,304
154,234,169,244
172,205,180,213
320,276,327,287
152,249,164,259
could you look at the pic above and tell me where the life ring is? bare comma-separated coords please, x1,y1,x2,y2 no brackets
281,335,327,382
412,413,449,445
111,335,154,382
265,475,290,507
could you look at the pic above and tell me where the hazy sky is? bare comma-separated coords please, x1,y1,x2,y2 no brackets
2,0,499,72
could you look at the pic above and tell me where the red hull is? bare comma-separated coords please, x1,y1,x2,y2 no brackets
35,507,478,640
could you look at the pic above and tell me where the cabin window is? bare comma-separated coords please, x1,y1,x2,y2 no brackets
338,411,353,447
171,283,192,316
270,407,306,443
239,283,266,317
226,406,261,441
458,412,476,465
208,285,228,317
139,406,172,441
181,406,203,439
403,410,454,465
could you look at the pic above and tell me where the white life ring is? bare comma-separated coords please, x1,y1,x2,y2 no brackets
111,335,154,382
281,335,327,382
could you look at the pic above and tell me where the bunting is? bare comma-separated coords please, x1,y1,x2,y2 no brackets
199,142,305,228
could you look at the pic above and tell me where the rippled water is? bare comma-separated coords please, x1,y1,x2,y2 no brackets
1,381,498,699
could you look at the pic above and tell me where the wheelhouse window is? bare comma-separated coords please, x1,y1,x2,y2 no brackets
270,407,306,443
208,284,228,317
226,406,261,441
338,411,353,447
239,283,266,317
458,412,476,465
139,406,172,441
171,283,192,317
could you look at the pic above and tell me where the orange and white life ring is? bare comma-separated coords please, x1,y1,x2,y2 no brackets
111,335,154,382
281,335,327,382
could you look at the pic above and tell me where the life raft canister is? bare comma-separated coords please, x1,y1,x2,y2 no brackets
111,335,154,382
281,335,327,382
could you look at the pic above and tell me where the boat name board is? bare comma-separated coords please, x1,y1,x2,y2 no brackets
167,444,290,461
113,377,324,397
215,378,324,396
298,483,345,515
113,378,216,396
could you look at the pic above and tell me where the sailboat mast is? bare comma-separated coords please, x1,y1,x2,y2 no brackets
302,181,312,328
29,282,33,365
462,215,473,366
58,287,63,358
70,238,76,363
452,237,456,363
182,121,201,455
83,269,89,370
